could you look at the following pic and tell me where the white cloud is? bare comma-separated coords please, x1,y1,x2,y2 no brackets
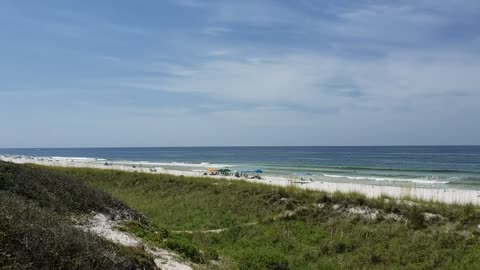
123,50,480,115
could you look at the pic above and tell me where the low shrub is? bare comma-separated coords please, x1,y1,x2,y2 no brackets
204,247,220,260
163,237,203,263
238,251,289,270
407,207,426,229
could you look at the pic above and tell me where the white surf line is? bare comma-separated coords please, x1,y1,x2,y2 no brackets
2,155,480,205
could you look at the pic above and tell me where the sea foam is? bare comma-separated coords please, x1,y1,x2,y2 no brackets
322,174,450,184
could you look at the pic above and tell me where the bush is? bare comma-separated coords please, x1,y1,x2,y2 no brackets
163,238,203,263
460,204,477,224
204,247,219,260
319,240,356,256
316,193,333,204
408,207,426,229
238,251,289,270
0,162,142,220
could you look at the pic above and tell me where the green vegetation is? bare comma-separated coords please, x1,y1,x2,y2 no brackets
53,166,480,270
118,221,216,263
0,162,155,269
163,237,204,263
2,161,480,269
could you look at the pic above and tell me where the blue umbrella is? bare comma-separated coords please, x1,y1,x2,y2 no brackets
254,169,263,173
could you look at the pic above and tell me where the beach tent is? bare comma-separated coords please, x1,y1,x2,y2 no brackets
254,169,263,173
219,168,231,175
207,167,219,175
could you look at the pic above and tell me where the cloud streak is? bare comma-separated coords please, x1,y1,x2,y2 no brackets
119,49,480,115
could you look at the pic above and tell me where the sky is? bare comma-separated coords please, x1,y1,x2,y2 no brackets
1,0,479,147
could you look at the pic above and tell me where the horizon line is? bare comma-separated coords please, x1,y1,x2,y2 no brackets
1,144,480,149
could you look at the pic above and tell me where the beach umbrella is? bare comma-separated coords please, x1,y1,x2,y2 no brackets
254,169,263,173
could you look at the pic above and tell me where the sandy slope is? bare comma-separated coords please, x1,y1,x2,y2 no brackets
75,212,192,270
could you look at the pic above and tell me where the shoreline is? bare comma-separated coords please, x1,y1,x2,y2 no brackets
2,155,480,205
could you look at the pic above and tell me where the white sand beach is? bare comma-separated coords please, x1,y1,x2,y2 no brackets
2,155,480,205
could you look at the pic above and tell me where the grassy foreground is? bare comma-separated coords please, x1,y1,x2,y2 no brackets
53,166,480,270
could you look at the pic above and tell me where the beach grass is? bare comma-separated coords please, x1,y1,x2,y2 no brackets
52,166,480,270
0,161,156,269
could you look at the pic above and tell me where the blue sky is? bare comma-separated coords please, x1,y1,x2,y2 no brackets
1,0,479,147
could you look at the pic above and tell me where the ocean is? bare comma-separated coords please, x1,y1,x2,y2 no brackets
1,146,480,190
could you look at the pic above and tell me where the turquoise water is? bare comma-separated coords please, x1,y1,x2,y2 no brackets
1,146,480,189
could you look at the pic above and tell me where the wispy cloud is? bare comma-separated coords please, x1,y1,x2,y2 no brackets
117,49,480,115
331,4,445,43
207,49,232,57
202,26,231,36
168,0,205,8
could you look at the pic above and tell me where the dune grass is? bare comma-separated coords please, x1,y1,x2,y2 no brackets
0,162,155,269
51,166,480,270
